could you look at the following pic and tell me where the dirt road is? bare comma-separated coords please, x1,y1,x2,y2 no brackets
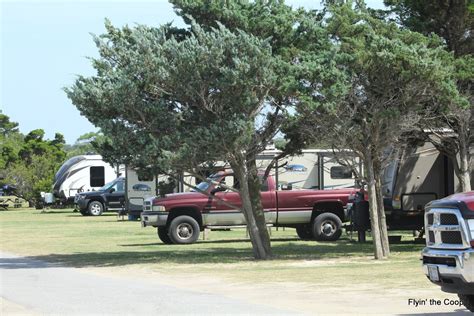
1,251,471,315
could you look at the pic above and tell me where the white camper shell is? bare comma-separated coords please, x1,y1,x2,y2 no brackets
53,155,123,203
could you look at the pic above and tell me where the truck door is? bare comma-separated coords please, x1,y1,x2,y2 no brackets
106,179,125,210
206,175,243,226
206,174,276,225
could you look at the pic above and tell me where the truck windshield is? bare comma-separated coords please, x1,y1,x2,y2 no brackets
98,179,116,191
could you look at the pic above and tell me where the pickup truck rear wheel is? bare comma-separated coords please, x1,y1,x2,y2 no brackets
88,201,103,216
312,213,342,241
458,294,474,312
296,224,314,240
169,215,200,244
157,227,173,244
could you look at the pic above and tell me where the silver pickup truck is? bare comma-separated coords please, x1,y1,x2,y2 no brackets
422,192,474,312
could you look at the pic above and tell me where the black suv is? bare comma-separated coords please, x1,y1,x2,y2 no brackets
75,177,125,216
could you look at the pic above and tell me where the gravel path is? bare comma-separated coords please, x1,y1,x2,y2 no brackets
0,251,294,315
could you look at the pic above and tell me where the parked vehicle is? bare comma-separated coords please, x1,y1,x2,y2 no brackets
382,142,474,232
53,154,123,204
126,149,360,217
257,149,361,190
75,177,125,216
422,192,474,312
140,171,358,244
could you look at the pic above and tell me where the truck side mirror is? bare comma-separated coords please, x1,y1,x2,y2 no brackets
109,188,115,193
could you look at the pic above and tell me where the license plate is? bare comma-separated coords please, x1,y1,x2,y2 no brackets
428,265,440,282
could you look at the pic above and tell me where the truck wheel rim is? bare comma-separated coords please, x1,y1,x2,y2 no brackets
177,223,193,240
90,204,101,215
321,220,336,236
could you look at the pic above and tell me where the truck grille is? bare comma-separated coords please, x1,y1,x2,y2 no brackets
440,214,458,225
425,208,470,249
440,231,463,244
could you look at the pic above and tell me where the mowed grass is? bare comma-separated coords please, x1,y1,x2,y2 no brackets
0,208,430,289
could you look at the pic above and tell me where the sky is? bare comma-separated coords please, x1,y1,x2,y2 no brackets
1,0,385,144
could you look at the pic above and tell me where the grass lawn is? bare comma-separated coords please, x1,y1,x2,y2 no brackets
0,208,430,290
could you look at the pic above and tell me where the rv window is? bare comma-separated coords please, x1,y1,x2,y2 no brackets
132,184,151,191
330,166,353,179
90,166,105,187
137,173,153,182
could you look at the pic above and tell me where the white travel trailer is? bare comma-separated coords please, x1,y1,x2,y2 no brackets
53,155,123,203
257,149,361,190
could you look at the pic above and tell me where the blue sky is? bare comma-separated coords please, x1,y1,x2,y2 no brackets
1,0,384,144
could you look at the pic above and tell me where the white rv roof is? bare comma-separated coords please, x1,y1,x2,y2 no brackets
81,154,103,160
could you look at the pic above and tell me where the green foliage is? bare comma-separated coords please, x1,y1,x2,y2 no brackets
0,112,19,136
296,3,466,157
383,0,473,189
66,20,279,173
66,3,331,258
383,0,474,56
0,113,66,201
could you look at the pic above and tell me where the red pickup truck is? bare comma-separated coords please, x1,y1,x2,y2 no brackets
140,171,357,244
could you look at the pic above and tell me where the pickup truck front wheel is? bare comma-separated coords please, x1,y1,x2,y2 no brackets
157,227,173,244
88,201,103,216
169,215,200,244
458,294,474,312
312,213,342,241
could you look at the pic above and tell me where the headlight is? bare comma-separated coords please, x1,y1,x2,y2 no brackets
152,205,166,212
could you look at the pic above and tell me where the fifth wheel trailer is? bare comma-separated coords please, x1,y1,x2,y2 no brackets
382,142,474,231
52,154,123,203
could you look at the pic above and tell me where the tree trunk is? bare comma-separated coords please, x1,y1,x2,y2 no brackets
363,150,385,260
230,158,272,260
246,157,272,257
457,132,472,192
375,173,390,257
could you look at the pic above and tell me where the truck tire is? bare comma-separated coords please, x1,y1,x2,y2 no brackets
296,224,314,240
458,294,474,312
168,215,200,244
312,213,342,241
157,227,173,244
88,201,103,216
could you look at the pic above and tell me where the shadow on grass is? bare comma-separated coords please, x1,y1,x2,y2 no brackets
37,210,76,215
2,239,425,269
